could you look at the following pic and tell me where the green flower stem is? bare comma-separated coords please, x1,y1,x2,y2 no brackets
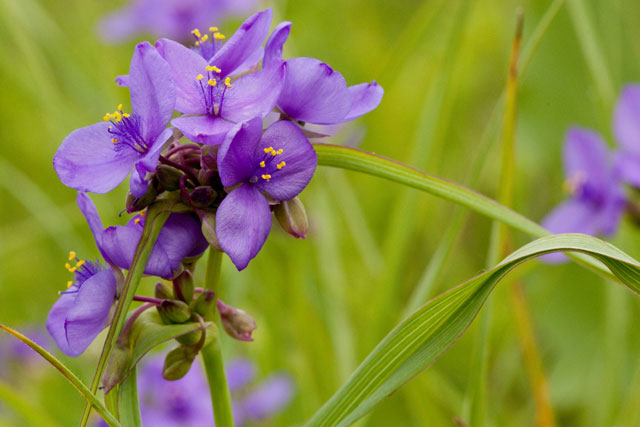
200,248,234,427
80,203,170,427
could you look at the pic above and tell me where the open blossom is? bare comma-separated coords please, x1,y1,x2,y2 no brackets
98,0,256,43
263,22,384,125
216,118,317,270
155,9,284,145
542,127,626,262
613,84,640,187
78,193,208,279
132,356,293,427
47,257,118,357
54,42,175,197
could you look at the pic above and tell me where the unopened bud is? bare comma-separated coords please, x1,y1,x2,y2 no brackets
199,211,222,250
157,300,191,324
154,282,173,300
102,341,131,394
201,145,218,171
176,320,218,346
217,299,257,342
190,186,217,208
162,345,197,380
192,289,216,317
156,165,184,191
126,185,158,213
274,197,309,238
172,270,194,303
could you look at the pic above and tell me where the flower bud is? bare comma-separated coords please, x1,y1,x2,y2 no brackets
154,282,173,300
274,197,309,238
176,321,218,346
172,270,195,303
162,345,197,381
199,211,222,251
190,186,217,208
217,300,257,342
157,300,192,324
125,185,158,213
201,145,218,171
102,340,131,394
192,289,216,317
156,164,184,191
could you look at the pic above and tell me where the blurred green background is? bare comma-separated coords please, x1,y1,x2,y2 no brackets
1,0,640,425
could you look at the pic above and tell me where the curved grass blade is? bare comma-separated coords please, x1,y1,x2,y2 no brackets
306,234,640,426
118,367,142,427
0,325,120,427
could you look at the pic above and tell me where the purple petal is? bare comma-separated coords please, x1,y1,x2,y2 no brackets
155,38,208,114
542,199,600,236
343,81,384,121
242,375,294,421
256,120,317,200
220,62,285,123
615,151,640,187
129,42,176,141
277,57,351,124
217,118,263,187
216,184,271,270
47,270,117,356
77,193,107,257
209,9,272,76
263,21,291,67
54,122,137,193
613,84,640,155
563,126,610,194
226,358,256,391
233,46,265,75
171,115,235,145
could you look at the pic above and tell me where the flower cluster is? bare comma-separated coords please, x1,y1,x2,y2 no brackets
48,9,382,362
542,85,640,262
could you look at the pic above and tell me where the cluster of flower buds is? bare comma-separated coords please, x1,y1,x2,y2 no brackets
47,9,383,379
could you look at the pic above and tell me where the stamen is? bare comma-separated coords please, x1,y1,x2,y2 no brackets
134,218,141,225
68,251,76,260
112,138,118,144
192,28,201,38
259,161,266,167
196,74,204,81
67,281,73,288
200,34,209,43
208,79,217,87
224,77,232,88
76,260,85,269
209,26,218,32
261,174,272,181
214,32,226,40
277,161,286,169
211,66,221,73
103,113,111,121
276,149,284,155
117,104,123,111
139,211,146,217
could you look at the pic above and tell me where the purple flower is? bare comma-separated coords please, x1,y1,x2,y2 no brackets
614,84,640,187
98,0,257,43
264,21,384,125
216,118,317,270
78,193,208,279
155,10,284,145
54,42,175,198
542,127,626,262
46,259,117,357
136,355,293,427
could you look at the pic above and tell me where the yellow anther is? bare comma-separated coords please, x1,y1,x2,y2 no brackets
259,161,266,167
134,218,141,225
123,113,131,118
214,32,226,40
192,28,201,38
68,251,76,260
196,74,204,81
139,211,146,217
112,138,118,144
195,41,200,46
224,77,232,88
65,262,71,270
117,103,123,111
277,161,286,169
206,65,215,71
103,113,111,121
75,260,85,269
67,281,73,288
264,147,274,154
114,111,122,122
212,66,221,73
200,34,209,43
276,149,283,155
261,174,272,181
69,267,77,273
209,26,219,32
208,79,217,87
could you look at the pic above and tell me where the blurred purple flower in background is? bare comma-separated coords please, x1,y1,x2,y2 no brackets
136,355,293,426
0,328,51,377
614,84,640,188
541,127,626,263
98,0,256,43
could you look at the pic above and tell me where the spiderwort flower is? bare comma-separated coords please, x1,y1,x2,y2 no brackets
542,127,626,262
46,254,118,357
131,355,293,427
263,21,384,125
98,0,256,43
216,118,317,270
54,42,175,197
78,193,208,279
614,84,640,188
155,10,284,145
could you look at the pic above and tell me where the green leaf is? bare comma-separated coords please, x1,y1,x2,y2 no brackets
118,367,142,427
0,325,120,427
306,234,640,426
